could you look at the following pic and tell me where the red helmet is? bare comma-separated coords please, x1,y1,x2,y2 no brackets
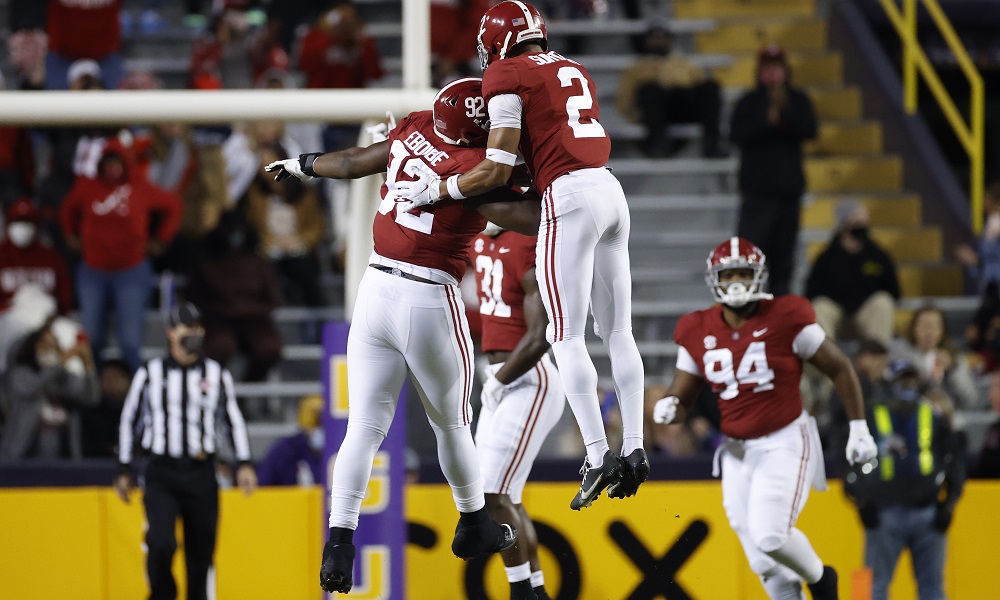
432,77,490,147
477,1,547,71
705,237,772,307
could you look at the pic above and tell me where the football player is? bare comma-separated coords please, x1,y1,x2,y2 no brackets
392,0,647,511
652,237,878,600
471,224,565,600
267,78,541,594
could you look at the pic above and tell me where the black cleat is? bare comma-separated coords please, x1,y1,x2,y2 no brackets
320,542,355,593
452,518,518,559
570,450,623,510
607,448,650,499
807,565,839,600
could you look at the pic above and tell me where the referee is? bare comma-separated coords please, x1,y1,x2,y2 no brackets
114,302,257,600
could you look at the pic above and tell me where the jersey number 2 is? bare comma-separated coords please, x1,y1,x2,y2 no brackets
377,139,436,234
703,342,775,400
475,255,511,318
557,66,606,139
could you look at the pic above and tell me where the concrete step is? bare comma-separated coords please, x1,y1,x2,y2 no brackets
627,194,738,233
897,265,964,297
715,51,842,87
805,156,903,193
805,120,883,155
804,226,943,263
809,86,863,121
674,0,816,19
695,19,828,53
608,157,737,194
802,193,922,229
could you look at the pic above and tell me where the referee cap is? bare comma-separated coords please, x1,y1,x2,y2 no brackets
166,302,201,328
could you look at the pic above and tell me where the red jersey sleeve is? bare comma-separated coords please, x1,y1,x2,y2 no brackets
482,59,524,101
778,295,818,336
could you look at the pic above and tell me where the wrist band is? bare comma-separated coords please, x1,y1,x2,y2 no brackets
299,152,322,177
485,148,518,166
446,175,465,200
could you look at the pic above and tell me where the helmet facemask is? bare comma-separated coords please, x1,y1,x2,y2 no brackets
706,264,772,308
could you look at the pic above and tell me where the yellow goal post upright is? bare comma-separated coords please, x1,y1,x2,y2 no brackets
0,0,437,316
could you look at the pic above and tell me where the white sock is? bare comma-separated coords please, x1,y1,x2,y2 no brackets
608,329,645,450
765,529,824,584
584,436,610,467
505,562,531,583
530,571,545,588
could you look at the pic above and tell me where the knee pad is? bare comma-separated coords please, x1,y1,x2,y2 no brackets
755,532,791,555
346,421,389,441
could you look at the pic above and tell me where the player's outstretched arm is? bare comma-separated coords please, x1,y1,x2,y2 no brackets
808,338,877,465
652,369,703,425
266,141,389,182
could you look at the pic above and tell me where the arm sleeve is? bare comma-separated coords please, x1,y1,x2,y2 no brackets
117,366,148,467
675,345,702,377
488,94,523,130
220,369,252,463
793,323,826,359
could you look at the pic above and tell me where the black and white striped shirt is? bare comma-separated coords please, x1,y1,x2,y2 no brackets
118,357,251,467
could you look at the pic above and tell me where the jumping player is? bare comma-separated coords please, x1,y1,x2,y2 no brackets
392,0,647,510
267,78,540,594
471,224,564,600
652,237,878,600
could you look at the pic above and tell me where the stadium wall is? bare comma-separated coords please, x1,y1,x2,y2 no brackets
1,481,997,599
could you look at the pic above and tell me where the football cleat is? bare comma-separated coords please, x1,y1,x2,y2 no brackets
807,565,839,600
570,450,623,510
319,542,355,593
452,518,518,559
607,448,650,499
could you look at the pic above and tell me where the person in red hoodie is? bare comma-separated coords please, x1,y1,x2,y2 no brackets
60,147,182,371
45,0,124,90
0,198,73,313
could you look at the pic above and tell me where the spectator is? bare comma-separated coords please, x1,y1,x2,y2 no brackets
976,371,1000,477
0,318,99,460
826,339,890,447
966,281,1000,373
256,395,324,486
616,22,723,158
186,210,283,383
0,198,73,314
806,201,900,346
730,44,817,296
844,359,965,600
298,4,384,90
60,147,183,371
0,284,57,376
80,359,131,458
7,28,47,90
892,306,982,410
430,0,489,86
189,9,256,90
243,143,326,312
954,180,1000,293
46,0,124,90
0,73,36,208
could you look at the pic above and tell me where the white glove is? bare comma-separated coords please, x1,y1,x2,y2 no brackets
846,419,878,465
481,374,505,411
265,153,320,182
392,172,442,213
653,396,680,424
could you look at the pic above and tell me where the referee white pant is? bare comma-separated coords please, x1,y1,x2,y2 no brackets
328,267,484,529
476,354,565,504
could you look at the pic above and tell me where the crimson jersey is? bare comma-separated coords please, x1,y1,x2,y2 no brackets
482,51,611,192
373,110,516,282
470,230,537,352
673,295,824,440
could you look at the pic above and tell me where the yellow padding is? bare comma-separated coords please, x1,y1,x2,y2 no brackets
810,87,862,120
715,52,842,88
805,156,903,193
897,265,963,297
695,19,828,53
675,0,815,19
801,194,921,229
806,121,883,155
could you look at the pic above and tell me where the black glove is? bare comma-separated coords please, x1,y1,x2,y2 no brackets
932,504,953,533
859,504,880,529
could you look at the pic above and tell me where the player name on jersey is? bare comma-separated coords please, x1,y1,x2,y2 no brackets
402,130,450,166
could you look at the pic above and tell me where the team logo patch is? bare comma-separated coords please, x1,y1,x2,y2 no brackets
703,335,716,350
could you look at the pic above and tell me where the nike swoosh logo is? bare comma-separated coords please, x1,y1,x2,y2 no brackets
753,328,768,337
498,248,511,253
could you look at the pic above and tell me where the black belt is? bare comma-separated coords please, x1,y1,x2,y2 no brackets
151,454,212,469
370,264,440,284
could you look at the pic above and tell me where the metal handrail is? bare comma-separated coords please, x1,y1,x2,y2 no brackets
879,0,985,232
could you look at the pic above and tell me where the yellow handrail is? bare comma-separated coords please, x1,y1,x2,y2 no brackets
879,0,985,233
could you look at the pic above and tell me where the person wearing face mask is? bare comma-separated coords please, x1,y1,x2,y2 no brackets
60,146,183,372
616,21,724,158
115,301,257,600
0,198,73,314
730,44,817,297
843,359,965,600
806,201,900,347
0,319,99,461
255,394,325,486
